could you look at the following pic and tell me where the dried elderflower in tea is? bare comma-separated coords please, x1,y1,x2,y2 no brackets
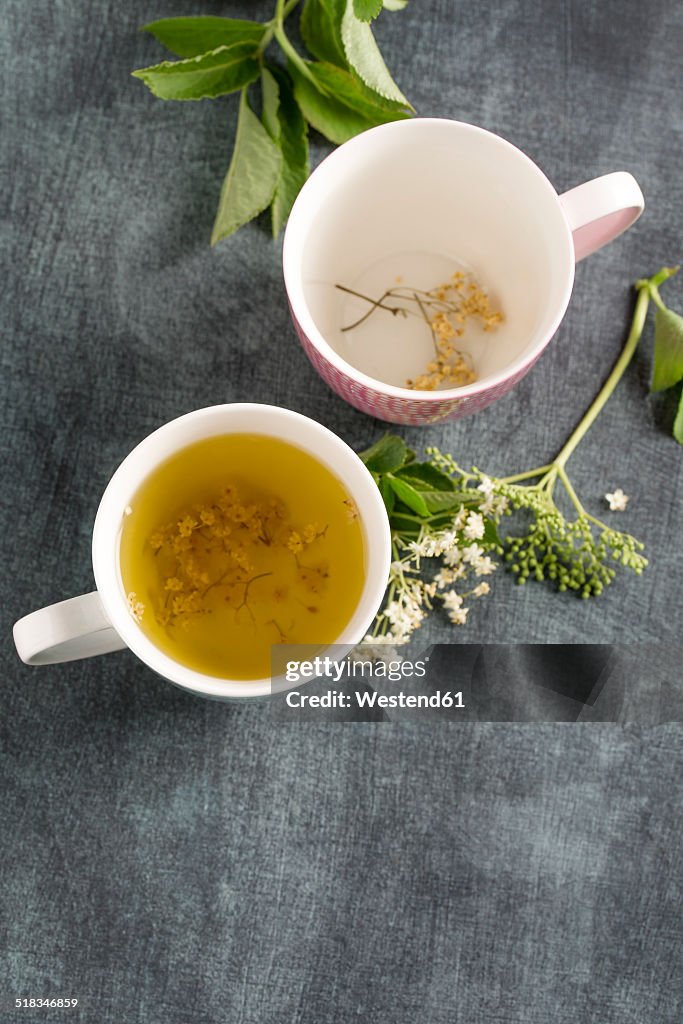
119,434,365,680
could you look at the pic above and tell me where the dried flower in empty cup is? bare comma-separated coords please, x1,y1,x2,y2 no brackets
338,270,503,391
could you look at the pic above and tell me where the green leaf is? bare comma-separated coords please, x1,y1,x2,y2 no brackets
651,305,683,392
300,0,347,67
673,388,683,445
394,462,456,492
482,518,501,547
353,0,383,20
142,16,266,59
291,60,410,144
386,475,430,517
389,513,420,536
360,434,408,473
261,66,280,140
341,1,411,106
383,0,408,9
262,66,310,237
211,90,282,245
132,44,260,101
420,491,463,514
379,476,396,514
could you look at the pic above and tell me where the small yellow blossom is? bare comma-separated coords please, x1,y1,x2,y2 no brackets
178,515,197,538
172,535,192,554
127,592,145,623
232,546,253,573
287,531,304,555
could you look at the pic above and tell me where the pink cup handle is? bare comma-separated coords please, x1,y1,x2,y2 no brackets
559,171,644,262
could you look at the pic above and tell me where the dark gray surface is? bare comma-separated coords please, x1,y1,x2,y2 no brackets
2,1,682,1021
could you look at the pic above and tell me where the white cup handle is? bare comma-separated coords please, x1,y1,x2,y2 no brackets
13,592,127,666
559,171,644,262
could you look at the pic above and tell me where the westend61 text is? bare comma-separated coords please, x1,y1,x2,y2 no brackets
285,690,465,710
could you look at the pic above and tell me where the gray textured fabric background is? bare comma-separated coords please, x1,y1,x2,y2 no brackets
2,1,682,1021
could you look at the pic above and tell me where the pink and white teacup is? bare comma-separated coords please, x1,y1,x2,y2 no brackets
283,118,643,426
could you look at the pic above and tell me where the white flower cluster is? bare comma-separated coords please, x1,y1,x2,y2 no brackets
367,508,502,643
476,475,511,517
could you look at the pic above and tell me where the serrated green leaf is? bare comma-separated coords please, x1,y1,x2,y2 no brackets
394,462,456,492
300,0,347,67
291,60,410,143
142,16,266,59
292,68,365,143
360,434,408,473
132,44,260,101
379,476,396,514
353,0,383,20
341,1,411,106
211,90,281,245
673,387,683,445
386,475,430,517
651,305,683,392
383,0,408,10
263,66,309,237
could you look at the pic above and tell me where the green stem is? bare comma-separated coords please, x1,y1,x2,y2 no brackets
274,22,317,84
542,468,559,498
634,265,679,293
282,0,300,16
649,284,669,313
499,464,554,484
556,465,587,517
259,25,275,55
553,280,654,470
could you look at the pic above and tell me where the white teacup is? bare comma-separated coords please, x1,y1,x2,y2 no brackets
13,405,391,700
283,118,644,425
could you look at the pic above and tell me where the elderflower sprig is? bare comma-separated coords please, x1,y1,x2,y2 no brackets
479,468,645,597
366,518,500,644
425,451,646,598
362,267,680,635
360,436,503,642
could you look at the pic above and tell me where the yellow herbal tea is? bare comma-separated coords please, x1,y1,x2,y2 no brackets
119,434,365,680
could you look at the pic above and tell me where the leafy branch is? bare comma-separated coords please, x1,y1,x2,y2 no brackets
132,1,413,243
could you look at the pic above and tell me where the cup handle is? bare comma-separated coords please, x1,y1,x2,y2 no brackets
13,592,127,666
559,171,644,262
